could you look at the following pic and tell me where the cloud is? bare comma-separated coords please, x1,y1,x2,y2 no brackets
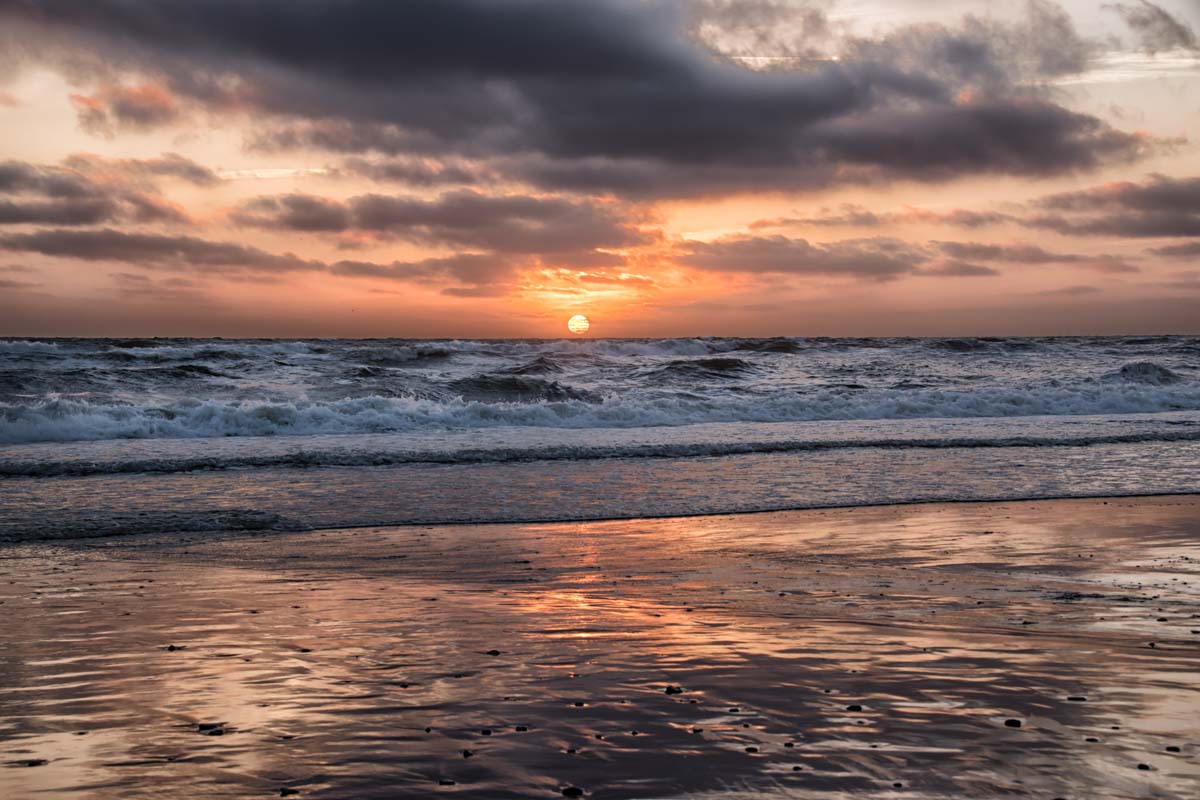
677,235,929,280
934,240,1140,272
1106,1,1199,53
0,228,316,273
340,157,492,187
918,260,1000,277
936,241,1080,263
330,253,517,287
1151,241,1200,257
0,156,207,226
70,83,181,136
1036,285,1101,296
0,1,1154,199
751,204,1015,230
62,152,219,187
0,226,529,293
1025,174,1200,238
232,190,651,256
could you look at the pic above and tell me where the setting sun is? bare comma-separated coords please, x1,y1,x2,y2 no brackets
567,314,590,335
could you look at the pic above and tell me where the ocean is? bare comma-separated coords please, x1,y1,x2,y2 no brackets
2,335,1199,541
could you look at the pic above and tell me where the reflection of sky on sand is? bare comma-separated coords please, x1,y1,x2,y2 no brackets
1,497,1198,798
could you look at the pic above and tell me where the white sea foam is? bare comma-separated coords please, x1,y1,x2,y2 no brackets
3,380,1200,444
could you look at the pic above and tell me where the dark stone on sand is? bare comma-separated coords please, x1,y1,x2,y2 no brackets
692,727,703,733
594,734,604,740
1067,696,1087,702
745,746,758,753
280,789,299,797
515,726,528,732
439,779,455,786
165,644,184,651
665,685,683,695
424,727,432,733
893,783,903,788
1157,618,1167,622
23,759,47,767
846,704,863,712
298,648,312,653
784,742,794,748
481,729,491,735
1004,719,1022,728
1137,763,1151,770
729,707,739,712
462,749,474,758
1166,745,1181,752
793,766,803,771
1086,737,1099,742
566,747,576,754
486,650,501,656
562,788,584,798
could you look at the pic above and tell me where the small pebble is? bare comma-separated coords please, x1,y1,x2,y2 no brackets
846,704,863,712
1004,719,1022,728
562,788,584,798
745,746,758,753
1137,763,1151,771
1166,745,1181,753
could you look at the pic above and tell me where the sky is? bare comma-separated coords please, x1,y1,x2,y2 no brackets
0,0,1198,338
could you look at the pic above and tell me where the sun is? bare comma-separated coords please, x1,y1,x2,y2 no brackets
567,314,590,335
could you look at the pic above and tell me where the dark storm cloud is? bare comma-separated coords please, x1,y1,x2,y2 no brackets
0,228,316,273
677,235,929,280
0,0,1153,199
233,191,650,255
1106,1,1199,52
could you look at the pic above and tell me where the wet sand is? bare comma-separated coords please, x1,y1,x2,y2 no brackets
1,496,1198,799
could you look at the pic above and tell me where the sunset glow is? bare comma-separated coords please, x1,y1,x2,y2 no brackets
0,1,1197,337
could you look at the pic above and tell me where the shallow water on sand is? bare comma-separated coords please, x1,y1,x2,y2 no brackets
1,497,1199,799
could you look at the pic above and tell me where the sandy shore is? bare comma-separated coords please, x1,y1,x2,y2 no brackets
1,496,1198,799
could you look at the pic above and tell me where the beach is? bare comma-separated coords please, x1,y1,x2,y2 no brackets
2,496,1198,799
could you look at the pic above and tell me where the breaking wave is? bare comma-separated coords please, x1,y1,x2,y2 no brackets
4,379,1200,444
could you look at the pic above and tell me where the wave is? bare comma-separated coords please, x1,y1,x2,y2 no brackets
4,378,1200,444
7,428,1200,477
646,357,759,380
0,340,61,354
445,374,599,402
1103,361,1182,385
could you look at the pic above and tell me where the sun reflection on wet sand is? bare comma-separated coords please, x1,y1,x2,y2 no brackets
1,497,1198,798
